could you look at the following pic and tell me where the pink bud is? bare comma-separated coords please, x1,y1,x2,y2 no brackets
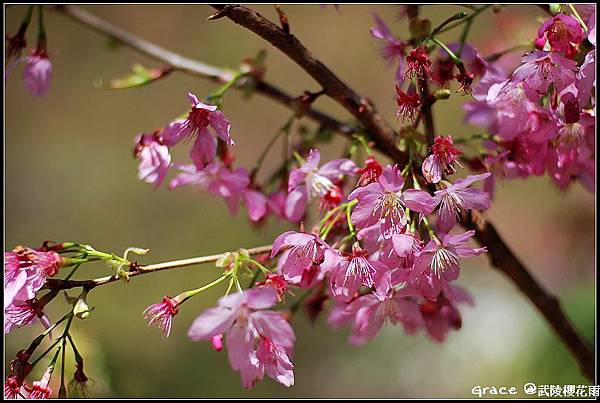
210,334,223,352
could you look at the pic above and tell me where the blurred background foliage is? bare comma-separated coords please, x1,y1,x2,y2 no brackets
4,4,595,398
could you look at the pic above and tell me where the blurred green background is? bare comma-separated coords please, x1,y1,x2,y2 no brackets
4,4,595,398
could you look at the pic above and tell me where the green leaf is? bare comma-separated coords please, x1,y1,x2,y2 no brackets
123,247,150,261
96,64,170,90
216,252,235,268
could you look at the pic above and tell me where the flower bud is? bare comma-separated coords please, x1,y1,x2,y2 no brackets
124,246,150,261
433,89,452,100
73,294,92,320
548,4,562,15
211,334,224,352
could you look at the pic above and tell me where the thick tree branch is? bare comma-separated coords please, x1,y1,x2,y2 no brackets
46,4,594,381
461,210,595,382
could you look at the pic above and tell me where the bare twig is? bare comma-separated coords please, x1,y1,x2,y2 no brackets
44,245,272,291
51,5,357,138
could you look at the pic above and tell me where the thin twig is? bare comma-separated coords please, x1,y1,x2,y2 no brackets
50,5,357,138
44,245,272,291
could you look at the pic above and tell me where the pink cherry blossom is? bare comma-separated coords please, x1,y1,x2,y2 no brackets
422,135,462,183
27,366,53,399
395,84,421,122
537,14,583,56
266,190,287,219
349,164,435,239
485,80,537,140
256,336,294,387
403,45,431,81
143,295,181,339
420,284,473,342
23,51,52,97
243,189,268,222
187,287,295,389
255,273,288,301
134,132,171,187
576,50,595,107
356,156,384,187
4,299,51,335
328,246,387,302
512,51,577,101
285,149,357,222
271,230,327,286
161,93,234,170
370,13,408,81
414,231,486,284
169,162,249,215
4,246,62,310
4,375,25,399
432,173,492,230
329,288,423,346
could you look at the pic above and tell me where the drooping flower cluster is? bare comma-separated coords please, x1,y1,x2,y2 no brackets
4,246,64,334
463,12,595,193
187,287,295,389
133,92,274,222
132,144,491,390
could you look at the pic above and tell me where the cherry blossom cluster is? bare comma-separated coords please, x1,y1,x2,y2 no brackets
463,9,596,193
4,242,111,399
131,142,491,388
134,92,309,224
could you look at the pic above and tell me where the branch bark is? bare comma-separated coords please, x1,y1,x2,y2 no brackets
48,4,594,382
462,210,595,382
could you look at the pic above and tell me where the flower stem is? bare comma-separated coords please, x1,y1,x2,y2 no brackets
430,11,468,38
16,5,35,37
37,5,47,52
568,4,588,32
251,114,295,180
431,38,464,67
457,14,474,57
178,275,230,304
30,338,62,368
434,5,491,35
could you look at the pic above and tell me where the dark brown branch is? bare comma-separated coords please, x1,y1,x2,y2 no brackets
48,4,594,382
461,210,595,382
210,4,407,165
